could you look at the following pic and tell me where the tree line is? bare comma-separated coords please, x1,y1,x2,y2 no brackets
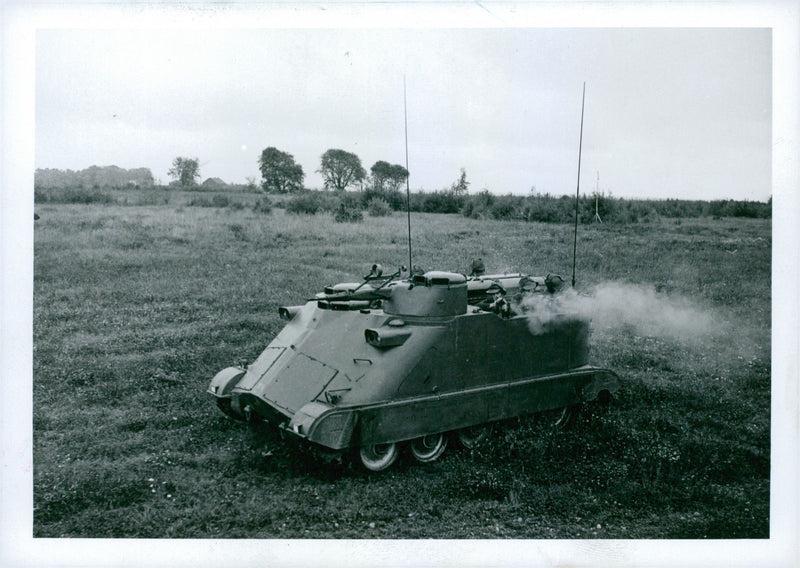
35,148,770,222
255,147,408,198
155,149,774,223
273,186,771,222
35,166,155,189
453,191,772,222
125,147,409,201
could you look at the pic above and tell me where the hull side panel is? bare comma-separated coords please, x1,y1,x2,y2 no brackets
355,368,614,446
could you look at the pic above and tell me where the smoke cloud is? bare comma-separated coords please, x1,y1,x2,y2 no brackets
516,282,717,339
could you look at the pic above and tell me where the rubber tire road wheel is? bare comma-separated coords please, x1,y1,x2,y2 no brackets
409,434,448,463
358,443,399,472
554,404,580,429
457,423,493,449
216,397,245,421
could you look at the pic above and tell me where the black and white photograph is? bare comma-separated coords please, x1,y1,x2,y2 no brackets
1,1,798,567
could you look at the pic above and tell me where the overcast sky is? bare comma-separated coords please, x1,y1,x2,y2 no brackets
36,26,770,200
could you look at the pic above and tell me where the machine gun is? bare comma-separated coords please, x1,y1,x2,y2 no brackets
310,264,406,311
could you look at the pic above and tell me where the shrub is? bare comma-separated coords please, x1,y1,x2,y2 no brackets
228,223,247,240
252,196,272,214
363,186,405,211
333,196,364,223
461,189,495,219
187,196,213,207
490,196,521,220
366,197,392,217
519,195,571,223
313,192,340,213
132,190,170,206
418,190,465,214
285,193,321,215
186,194,247,209
34,187,115,204
212,195,231,207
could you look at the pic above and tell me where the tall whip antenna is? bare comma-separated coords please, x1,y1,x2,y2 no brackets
571,82,586,288
404,75,413,273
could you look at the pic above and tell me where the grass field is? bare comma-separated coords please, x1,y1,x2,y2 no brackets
32,202,770,539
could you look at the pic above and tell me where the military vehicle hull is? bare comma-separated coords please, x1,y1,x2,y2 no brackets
208,269,618,470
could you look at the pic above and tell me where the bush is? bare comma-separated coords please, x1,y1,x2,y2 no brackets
34,187,115,204
130,190,170,206
490,196,521,220
187,194,241,208
187,195,232,208
252,196,272,214
333,196,364,223
366,197,392,217
461,189,495,219
363,187,405,211
614,200,659,224
228,223,247,240
212,195,231,207
412,190,465,214
286,193,321,215
519,195,572,223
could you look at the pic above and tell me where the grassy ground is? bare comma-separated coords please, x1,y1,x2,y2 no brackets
32,203,770,538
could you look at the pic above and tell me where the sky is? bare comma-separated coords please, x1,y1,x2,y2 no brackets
35,26,772,201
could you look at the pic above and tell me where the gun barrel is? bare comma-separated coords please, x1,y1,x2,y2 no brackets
315,287,392,303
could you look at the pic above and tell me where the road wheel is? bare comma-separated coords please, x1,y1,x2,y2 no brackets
216,397,245,421
409,434,448,463
358,443,399,472
554,404,580,429
457,423,493,449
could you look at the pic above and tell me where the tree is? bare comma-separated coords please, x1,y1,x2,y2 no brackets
370,160,409,192
318,149,366,191
258,147,304,193
451,168,470,196
365,160,408,210
245,176,259,192
168,157,200,187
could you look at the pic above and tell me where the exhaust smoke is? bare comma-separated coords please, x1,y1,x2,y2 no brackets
518,282,717,339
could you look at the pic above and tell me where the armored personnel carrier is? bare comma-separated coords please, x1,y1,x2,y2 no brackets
208,263,618,471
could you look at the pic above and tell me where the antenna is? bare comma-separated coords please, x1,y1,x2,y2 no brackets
571,82,586,288
404,76,413,274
